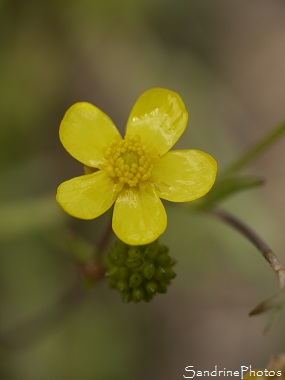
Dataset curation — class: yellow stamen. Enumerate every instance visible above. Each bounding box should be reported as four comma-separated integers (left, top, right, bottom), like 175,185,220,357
102,135,158,188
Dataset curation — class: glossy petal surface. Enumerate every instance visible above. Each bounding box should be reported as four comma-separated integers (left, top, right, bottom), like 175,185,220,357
153,150,217,202
56,171,118,219
59,102,121,167
112,186,167,245
126,88,188,156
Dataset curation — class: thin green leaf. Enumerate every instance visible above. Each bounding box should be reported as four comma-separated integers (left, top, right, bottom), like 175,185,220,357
222,120,285,176
195,176,264,209
263,305,282,335
249,289,285,316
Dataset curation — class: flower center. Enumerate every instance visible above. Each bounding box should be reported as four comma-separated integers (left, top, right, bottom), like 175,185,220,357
103,135,157,188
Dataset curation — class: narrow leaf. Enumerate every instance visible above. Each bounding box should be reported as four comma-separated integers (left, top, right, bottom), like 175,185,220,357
249,289,285,316
195,176,264,209
222,120,285,176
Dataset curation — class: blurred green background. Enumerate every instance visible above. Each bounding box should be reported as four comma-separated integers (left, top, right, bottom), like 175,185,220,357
1,0,285,379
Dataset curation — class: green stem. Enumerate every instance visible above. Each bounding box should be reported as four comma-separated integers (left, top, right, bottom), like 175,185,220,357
221,120,285,177
97,217,113,257
209,208,285,289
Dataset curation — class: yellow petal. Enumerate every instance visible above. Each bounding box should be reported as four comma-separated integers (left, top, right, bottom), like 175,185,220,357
56,171,118,219
153,150,217,202
112,186,167,245
59,102,121,167
126,88,188,156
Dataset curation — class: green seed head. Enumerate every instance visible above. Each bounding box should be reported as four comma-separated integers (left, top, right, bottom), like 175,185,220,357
106,239,176,303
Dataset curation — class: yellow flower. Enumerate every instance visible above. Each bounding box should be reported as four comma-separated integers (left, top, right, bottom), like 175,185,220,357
56,88,217,245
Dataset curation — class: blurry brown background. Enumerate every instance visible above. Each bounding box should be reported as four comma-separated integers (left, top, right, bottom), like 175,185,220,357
1,0,285,379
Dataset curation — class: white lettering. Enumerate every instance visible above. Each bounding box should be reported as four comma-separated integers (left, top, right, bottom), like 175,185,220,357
240,366,249,379
183,366,195,379
210,365,217,376
182,364,281,378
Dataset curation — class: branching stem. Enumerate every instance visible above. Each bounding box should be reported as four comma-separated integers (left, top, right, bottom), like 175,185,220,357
210,208,285,289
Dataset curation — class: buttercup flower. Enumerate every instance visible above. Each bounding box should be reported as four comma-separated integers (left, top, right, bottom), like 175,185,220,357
56,88,217,245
